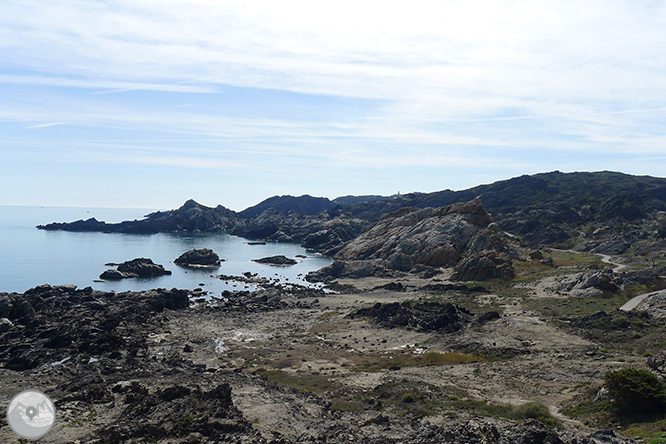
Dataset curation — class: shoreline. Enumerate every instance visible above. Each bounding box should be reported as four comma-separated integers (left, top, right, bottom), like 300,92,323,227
0,271,645,443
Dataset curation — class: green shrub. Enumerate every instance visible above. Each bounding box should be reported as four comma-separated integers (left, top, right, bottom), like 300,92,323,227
605,369,666,416
512,401,560,428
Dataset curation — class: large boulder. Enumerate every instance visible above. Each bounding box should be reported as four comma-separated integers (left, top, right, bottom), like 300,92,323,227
174,248,223,268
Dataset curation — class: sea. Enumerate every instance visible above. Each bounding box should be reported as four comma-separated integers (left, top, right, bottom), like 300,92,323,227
0,206,333,295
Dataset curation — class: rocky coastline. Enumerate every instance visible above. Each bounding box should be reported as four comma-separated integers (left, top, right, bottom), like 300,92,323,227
0,275,647,443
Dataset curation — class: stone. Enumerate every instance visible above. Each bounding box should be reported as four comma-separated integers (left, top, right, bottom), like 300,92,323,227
175,248,223,268
451,251,515,281
529,250,544,260
350,300,471,333
0,317,13,333
117,258,172,277
100,269,127,280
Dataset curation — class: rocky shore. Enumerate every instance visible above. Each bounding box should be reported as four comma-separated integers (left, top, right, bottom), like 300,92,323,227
1,262,655,442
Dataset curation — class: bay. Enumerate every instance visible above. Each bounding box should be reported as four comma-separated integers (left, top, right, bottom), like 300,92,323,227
0,206,332,294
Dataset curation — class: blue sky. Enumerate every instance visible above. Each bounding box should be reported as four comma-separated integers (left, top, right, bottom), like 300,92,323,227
2,0,666,211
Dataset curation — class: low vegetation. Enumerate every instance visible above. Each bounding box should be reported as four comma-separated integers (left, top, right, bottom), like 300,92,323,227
605,368,666,416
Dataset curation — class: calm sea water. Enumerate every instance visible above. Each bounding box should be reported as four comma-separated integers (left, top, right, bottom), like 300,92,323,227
0,206,332,294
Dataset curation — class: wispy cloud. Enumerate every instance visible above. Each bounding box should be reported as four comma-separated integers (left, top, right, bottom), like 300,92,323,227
22,122,67,129
1,0,666,207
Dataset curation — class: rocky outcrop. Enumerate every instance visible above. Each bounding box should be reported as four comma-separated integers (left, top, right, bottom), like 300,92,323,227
350,301,472,333
252,255,298,266
232,209,369,255
100,258,172,280
317,200,513,279
554,268,619,298
635,289,666,318
451,251,515,281
0,284,189,371
174,248,223,268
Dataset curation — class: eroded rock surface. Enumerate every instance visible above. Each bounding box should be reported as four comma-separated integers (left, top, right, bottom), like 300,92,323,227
311,200,514,280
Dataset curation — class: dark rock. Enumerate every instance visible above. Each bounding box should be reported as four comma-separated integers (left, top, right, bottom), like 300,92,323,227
175,248,222,268
0,317,13,333
117,258,172,277
529,250,544,260
100,269,128,280
350,300,471,332
451,251,515,281
252,255,298,266
372,282,407,292
9,299,36,320
476,311,501,324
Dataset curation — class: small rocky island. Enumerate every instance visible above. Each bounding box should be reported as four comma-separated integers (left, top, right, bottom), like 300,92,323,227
99,258,172,280
174,248,223,268
252,255,298,266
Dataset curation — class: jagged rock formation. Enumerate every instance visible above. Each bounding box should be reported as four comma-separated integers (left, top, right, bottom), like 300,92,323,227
451,251,515,281
635,289,666,318
322,200,513,279
0,284,189,371
232,209,369,255
350,301,472,332
174,248,223,268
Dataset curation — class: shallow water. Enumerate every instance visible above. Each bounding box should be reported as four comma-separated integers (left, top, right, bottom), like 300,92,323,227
0,206,332,294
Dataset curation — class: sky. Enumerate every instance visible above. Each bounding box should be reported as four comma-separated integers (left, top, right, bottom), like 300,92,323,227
1,0,666,212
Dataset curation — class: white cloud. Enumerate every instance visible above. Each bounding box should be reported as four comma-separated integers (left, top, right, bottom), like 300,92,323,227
1,0,666,196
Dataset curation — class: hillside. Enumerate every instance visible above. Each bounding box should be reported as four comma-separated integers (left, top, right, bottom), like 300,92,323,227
239,195,339,219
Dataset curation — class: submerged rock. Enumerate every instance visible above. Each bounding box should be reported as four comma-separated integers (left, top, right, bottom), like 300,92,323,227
175,248,223,268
